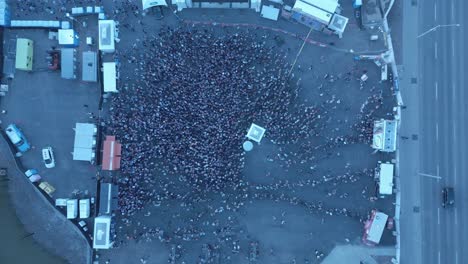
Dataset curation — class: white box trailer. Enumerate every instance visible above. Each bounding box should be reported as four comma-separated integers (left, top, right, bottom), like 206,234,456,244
379,163,394,195
79,199,90,218
67,199,78,219
55,198,68,207
98,20,115,53
93,215,113,249
103,62,117,93
293,0,333,25
363,210,388,245
371,119,397,152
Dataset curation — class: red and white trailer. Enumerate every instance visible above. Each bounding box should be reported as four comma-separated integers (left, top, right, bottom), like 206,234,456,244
362,210,388,246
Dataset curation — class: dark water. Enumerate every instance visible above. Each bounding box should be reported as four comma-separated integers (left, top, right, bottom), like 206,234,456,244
0,179,65,264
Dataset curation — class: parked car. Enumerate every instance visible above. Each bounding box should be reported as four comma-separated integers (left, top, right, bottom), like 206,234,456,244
78,220,89,232
41,146,55,168
24,169,41,183
442,187,455,208
386,217,394,230
5,124,30,153
39,182,56,197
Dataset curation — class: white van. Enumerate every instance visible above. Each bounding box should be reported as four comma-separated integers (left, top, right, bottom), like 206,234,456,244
41,146,55,168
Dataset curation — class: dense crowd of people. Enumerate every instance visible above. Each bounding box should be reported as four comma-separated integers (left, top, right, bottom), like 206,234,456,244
7,1,396,262
103,22,392,264
107,27,387,219
108,27,313,216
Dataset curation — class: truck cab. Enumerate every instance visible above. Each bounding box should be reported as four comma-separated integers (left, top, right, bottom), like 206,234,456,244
442,187,455,208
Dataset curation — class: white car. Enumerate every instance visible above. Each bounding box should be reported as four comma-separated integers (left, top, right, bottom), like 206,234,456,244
42,146,55,168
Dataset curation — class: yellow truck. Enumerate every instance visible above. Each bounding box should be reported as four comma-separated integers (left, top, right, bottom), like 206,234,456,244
15,38,33,71
38,182,55,197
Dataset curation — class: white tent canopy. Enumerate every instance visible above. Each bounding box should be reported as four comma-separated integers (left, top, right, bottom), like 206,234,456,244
246,123,266,143
73,123,97,162
142,0,167,10
103,62,117,93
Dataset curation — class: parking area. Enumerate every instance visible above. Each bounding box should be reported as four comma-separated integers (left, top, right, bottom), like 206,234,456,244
1,27,100,199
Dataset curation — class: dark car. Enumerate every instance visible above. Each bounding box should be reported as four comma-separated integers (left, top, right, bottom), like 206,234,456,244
442,187,455,208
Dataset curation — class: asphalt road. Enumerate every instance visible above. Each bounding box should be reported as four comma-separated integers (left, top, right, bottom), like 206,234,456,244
401,0,467,263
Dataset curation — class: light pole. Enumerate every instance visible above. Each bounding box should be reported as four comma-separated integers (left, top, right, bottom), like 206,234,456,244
65,13,83,30
417,24,461,39
383,0,395,20
65,13,77,23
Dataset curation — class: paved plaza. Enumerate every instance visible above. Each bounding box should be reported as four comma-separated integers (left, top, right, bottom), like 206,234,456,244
0,1,401,263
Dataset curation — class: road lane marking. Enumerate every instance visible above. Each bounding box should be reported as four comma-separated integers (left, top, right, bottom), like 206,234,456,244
436,123,439,142
419,172,441,180
456,251,459,264
453,123,456,139
437,208,440,224
434,42,438,59
434,2,437,21
452,1,455,20
452,39,455,57
453,83,457,112
455,209,458,225
438,251,441,264
437,165,440,177
435,82,438,101
454,166,457,182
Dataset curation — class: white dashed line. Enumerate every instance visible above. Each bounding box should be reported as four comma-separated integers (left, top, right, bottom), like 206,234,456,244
437,208,441,224
434,42,438,59
455,209,458,225
438,251,441,264
436,123,439,142
435,82,438,101
452,79,456,94
454,166,457,182
452,1,455,20
456,251,459,264
434,2,437,21
452,39,455,57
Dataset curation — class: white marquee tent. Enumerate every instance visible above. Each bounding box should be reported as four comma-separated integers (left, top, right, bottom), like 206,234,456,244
142,0,167,10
